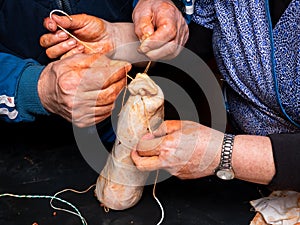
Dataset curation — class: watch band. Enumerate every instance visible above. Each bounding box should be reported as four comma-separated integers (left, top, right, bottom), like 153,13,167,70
220,134,235,168
214,133,235,180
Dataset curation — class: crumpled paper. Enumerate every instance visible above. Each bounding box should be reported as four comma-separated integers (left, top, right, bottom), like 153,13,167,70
250,190,300,225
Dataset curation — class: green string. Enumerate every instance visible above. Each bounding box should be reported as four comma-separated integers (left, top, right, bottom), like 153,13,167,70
0,193,87,225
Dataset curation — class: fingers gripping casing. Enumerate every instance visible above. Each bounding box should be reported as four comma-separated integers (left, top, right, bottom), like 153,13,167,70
95,73,164,210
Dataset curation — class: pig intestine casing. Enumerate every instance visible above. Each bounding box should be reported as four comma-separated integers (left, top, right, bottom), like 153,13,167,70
95,73,164,210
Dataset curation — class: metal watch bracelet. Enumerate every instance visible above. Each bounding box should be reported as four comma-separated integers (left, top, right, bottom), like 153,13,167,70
214,133,235,180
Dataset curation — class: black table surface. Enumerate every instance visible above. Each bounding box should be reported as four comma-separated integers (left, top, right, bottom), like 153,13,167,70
0,116,270,225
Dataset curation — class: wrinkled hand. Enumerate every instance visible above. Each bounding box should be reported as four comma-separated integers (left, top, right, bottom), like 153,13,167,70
133,0,189,60
131,120,224,179
40,14,138,59
38,53,131,127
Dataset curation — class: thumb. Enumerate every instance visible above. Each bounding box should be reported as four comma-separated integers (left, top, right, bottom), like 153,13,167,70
152,120,182,136
136,133,164,157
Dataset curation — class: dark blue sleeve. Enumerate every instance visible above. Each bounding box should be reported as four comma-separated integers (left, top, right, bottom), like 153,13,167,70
132,0,139,7
0,53,49,122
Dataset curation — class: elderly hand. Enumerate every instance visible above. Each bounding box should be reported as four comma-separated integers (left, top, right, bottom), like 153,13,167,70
131,120,224,179
38,53,131,127
133,0,189,60
40,14,139,60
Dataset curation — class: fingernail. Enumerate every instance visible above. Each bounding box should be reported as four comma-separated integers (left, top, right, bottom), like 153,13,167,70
67,39,76,46
142,133,155,140
139,45,150,53
77,45,84,51
58,31,68,39
48,22,54,30
142,32,152,40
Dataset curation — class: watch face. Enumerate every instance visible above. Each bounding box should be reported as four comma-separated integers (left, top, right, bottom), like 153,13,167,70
216,169,235,180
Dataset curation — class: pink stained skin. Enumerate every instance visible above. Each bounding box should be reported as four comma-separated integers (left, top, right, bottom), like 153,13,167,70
38,53,131,127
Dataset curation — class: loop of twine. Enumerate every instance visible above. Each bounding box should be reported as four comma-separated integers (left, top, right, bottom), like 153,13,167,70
49,9,96,53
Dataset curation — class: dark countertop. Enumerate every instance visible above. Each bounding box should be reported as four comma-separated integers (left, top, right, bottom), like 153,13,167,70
0,116,269,225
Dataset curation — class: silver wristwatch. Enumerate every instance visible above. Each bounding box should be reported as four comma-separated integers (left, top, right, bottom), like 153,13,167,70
214,133,235,180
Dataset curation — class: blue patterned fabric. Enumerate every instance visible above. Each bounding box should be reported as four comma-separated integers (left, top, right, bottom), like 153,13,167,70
192,0,300,135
